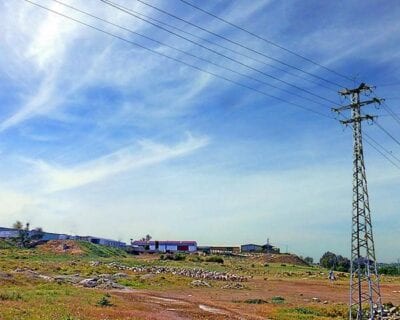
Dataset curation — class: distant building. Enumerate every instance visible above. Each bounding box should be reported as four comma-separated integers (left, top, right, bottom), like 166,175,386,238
241,243,280,254
0,227,19,238
132,240,197,253
0,226,126,248
262,243,280,254
198,246,240,254
241,244,263,252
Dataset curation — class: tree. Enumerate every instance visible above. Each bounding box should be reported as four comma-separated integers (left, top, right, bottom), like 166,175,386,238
140,234,152,242
320,251,337,269
304,256,314,265
13,221,23,230
11,221,44,248
319,251,350,272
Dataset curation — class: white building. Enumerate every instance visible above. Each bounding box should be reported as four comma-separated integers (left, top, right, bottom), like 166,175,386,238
132,240,197,253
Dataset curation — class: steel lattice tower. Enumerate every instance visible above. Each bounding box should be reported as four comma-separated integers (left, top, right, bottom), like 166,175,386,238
333,83,383,320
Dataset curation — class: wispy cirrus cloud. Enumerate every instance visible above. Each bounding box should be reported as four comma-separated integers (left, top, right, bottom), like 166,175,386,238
27,133,209,192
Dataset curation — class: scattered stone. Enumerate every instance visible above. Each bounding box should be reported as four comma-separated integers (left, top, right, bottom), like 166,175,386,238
221,282,245,290
113,272,128,278
54,274,83,284
79,278,97,288
191,280,211,287
0,272,13,279
107,262,247,282
312,297,321,302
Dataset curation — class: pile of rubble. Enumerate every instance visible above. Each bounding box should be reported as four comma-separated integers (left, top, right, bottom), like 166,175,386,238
78,273,128,289
190,280,211,287
107,262,247,282
379,305,400,320
221,282,245,289
14,267,129,290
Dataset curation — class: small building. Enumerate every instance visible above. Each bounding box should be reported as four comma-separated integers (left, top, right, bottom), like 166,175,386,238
262,243,280,254
241,244,263,253
0,226,125,248
241,243,280,254
132,240,197,253
199,246,240,254
0,227,19,238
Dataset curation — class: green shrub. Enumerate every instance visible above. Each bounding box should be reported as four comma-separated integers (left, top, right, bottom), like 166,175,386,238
188,255,204,262
271,296,285,304
160,253,186,261
244,298,268,304
0,291,23,301
205,256,224,264
291,307,321,315
97,295,112,307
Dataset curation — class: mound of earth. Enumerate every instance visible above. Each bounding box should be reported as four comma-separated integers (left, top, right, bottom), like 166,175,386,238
264,253,309,266
38,240,84,255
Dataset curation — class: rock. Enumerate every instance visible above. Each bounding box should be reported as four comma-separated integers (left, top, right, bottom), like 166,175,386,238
389,306,398,313
323,300,328,304
54,274,83,284
113,272,128,278
79,278,98,288
221,282,245,289
191,280,211,287
0,272,13,279
312,297,321,302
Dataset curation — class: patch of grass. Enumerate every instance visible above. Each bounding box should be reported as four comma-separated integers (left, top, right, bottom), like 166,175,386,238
96,294,113,307
244,298,268,304
290,307,322,315
0,291,24,301
277,304,348,320
77,241,127,258
205,256,224,264
271,296,285,304
160,253,186,261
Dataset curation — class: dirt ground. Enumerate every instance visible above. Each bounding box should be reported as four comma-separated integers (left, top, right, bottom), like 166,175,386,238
101,278,400,320
1,244,399,320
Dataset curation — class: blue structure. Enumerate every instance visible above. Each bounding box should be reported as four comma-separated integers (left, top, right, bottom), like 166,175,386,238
0,226,126,248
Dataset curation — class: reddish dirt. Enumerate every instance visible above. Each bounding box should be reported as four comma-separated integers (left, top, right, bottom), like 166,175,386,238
102,278,400,319
37,240,84,255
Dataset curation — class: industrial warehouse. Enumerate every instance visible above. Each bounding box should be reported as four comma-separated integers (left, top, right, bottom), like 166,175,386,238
0,226,279,254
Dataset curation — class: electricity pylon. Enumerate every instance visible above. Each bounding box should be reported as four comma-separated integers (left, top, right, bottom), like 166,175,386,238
333,83,383,320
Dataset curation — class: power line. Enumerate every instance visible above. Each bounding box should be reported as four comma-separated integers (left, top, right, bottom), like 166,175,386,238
374,120,400,147
20,0,400,172
108,4,336,92
335,111,400,169
178,0,353,82
22,0,334,120
381,102,400,126
377,82,400,87
101,0,339,105
123,0,346,88
49,0,325,106
364,133,400,166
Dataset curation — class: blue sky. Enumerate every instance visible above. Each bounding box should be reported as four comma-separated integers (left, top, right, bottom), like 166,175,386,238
0,0,399,262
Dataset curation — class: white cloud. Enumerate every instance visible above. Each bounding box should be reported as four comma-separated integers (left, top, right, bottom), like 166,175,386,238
28,133,209,192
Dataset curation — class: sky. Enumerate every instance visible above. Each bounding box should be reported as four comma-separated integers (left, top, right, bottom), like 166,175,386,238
0,0,399,262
